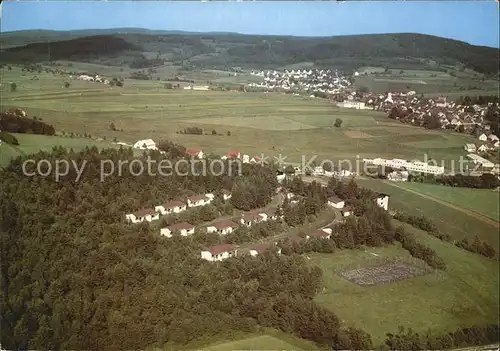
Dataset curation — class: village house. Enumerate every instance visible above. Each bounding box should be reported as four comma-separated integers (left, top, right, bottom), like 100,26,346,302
464,143,477,153
223,150,241,160
477,144,490,153
261,207,282,221
187,195,211,207
126,208,159,223
155,201,187,215
200,244,237,262
236,212,264,227
375,193,390,211
185,148,204,159
242,154,250,163
478,133,488,142
248,242,282,257
488,134,499,142
327,196,345,209
341,206,353,217
206,220,240,235
133,139,157,150
160,222,195,238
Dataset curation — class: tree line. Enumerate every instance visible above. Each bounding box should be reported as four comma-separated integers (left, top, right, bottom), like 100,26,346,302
1,146,497,349
410,173,500,190
394,211,497,260
0,110,55,135
385,324,499,350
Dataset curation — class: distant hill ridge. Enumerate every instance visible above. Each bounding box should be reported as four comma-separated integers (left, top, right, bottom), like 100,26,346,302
1,29,498,74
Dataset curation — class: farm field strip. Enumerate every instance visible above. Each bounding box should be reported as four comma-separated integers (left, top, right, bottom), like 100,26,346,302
356,178,499,247
382,180,499,228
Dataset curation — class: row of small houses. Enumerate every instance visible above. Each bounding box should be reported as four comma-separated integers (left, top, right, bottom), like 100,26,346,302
201,227,334,262
160,207,282,238
125,191,232,223
202,192,390,262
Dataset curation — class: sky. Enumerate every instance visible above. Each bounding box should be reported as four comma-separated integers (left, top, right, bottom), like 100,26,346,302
1,1,499,48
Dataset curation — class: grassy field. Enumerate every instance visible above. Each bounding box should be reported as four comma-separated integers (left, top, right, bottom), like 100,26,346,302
357,178,499,248
1,67,479,170
354,67,498,95
309,223,499,347
0,133,117,167
199,329,321,351
392,182,500,222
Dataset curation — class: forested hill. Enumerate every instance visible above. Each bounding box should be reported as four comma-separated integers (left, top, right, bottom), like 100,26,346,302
1,29,499,74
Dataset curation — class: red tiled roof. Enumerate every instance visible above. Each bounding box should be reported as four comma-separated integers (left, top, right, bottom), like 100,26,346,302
188,194,210,202
249,243,274,254
206,244,236,255
162,201,185,209
168,222,195,231
241,211,263,221
211,220,240,230
133,208,156,217
185,148,202,156
328,196,344,203
226,150,240,158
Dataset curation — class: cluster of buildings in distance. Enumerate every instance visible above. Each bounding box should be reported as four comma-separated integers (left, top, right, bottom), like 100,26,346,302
247,69,351,95
363,158,445,175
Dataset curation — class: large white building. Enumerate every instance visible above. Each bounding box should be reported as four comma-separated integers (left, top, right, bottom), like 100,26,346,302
363,158,445,175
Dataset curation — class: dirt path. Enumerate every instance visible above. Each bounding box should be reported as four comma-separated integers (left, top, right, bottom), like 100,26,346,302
380,180,499,229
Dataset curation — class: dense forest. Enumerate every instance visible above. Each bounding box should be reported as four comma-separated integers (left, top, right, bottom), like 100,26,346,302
1,31,499,74
1,146,498,349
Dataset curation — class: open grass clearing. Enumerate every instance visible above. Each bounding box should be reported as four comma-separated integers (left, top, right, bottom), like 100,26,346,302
200,331,320,351
388,182,500,222
1,67,481,169
184,116,317,131
344,130,373,139
0,133,117,167
357,178,499,247
309,228,499,346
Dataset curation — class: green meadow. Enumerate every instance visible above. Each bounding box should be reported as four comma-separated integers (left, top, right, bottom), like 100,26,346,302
1,67,478,170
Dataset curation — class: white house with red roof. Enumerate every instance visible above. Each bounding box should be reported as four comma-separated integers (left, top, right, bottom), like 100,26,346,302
236,212,264,227
201,244,237,262
160,222,195,237
187,194,212,207
126,208,159,223
206,220,240,235
155,201,187,215
222,150,241,160
185,148,204,159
